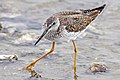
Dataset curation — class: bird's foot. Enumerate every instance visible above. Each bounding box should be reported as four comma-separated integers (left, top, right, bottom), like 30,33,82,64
22,62,36,70
29,70,41,78
74,73,78,80
22,62,41,78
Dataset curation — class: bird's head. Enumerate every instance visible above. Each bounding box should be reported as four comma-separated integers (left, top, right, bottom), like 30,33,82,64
34,16,60,45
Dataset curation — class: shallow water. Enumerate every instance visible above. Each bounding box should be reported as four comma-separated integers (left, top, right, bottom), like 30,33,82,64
0,0,120,80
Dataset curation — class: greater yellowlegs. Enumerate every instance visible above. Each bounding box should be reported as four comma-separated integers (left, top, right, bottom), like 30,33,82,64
22,4,106,78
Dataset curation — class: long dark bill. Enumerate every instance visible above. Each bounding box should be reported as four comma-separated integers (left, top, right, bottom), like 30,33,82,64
34,27,50,46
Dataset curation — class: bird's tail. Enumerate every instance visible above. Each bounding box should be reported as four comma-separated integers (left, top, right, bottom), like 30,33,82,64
83,4,106,21
90,4,106,13
83,4,106,13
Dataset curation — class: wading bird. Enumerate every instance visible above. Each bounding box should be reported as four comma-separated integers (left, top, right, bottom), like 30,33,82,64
22,4,106,79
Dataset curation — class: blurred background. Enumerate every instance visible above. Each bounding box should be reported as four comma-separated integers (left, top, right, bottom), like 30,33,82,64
0,0,120,80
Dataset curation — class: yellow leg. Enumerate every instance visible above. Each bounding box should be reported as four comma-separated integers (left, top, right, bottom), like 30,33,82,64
72,40,78,79
22,41,55,70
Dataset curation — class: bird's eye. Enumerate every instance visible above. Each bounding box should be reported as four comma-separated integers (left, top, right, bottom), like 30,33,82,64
53,22,56,25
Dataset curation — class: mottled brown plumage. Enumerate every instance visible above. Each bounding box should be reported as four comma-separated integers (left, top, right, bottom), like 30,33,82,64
35,4,106,45
22,4,106,78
